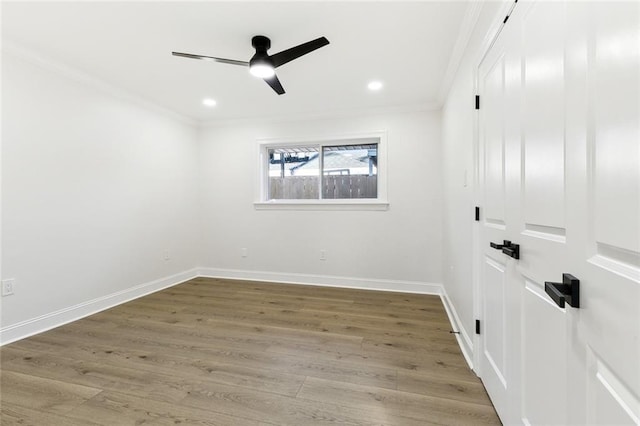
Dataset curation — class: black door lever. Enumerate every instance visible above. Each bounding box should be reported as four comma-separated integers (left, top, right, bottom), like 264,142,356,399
502,244,520,259
490,240,511,250
489,240,520,259
545,274,580,308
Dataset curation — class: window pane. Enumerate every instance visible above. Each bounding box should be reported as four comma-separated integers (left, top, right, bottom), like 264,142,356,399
268,146,319,199
322,144,377,199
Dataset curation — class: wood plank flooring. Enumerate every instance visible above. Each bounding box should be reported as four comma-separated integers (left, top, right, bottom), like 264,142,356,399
0,277,500,425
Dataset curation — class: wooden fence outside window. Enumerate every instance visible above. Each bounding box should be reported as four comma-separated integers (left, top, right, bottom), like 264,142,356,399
269,175,377,199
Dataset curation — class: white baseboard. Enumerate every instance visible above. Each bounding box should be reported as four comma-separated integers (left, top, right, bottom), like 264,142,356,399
197,267,442,295
0,268,199,346
440,286,474,369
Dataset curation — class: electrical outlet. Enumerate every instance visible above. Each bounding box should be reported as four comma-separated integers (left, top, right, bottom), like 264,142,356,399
320,249,327,261
241,248,248,258
2,279,15,297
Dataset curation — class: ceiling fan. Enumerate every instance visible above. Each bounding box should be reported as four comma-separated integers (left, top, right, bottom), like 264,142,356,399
172,35,329,95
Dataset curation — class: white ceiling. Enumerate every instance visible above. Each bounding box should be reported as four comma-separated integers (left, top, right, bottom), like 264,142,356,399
2,1,475,123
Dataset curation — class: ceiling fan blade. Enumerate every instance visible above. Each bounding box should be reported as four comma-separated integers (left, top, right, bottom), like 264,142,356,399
270,37,329,68
263,74,285,95
172,52,249,67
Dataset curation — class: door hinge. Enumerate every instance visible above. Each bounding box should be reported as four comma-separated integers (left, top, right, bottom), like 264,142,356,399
475,95,480,110
475,206,480,221
503,15,510,24
475,320,481,335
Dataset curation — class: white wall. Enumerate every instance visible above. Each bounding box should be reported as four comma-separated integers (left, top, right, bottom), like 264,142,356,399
199,110,443,290
1,44,447,343
441,2,503,358
1,52,200,339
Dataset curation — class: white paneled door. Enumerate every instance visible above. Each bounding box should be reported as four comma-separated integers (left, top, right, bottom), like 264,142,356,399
478,17,521,421
477,1,639,425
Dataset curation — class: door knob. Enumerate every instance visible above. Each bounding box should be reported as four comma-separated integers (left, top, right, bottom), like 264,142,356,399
490,240,520,259
545,273,580,308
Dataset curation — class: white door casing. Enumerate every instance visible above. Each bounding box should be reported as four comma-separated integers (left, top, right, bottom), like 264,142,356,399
476,1,640,424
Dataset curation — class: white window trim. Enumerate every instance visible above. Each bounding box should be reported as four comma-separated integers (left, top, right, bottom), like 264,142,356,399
255,131,389,211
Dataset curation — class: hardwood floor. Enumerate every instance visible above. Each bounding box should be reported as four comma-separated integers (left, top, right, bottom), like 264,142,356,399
0,278,500,425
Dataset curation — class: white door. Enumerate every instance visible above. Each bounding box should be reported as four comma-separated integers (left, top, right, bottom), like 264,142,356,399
477,13,522,423
516,2,574,424
566,2,640,424
477,1,640,424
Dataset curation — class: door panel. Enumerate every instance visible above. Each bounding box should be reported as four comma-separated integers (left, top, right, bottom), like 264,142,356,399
522,278,568,425
483,256,507,388
483,53,507,227
592,2,640,254
522,2,566,230
587,347,640,425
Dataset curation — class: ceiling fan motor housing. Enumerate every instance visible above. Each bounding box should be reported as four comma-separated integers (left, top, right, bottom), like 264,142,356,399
250,35,274,68
251,35,271,51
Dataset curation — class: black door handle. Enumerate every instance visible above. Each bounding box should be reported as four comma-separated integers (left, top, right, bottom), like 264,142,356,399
490,240,511,250
489,240,520,259
502,245,520,259
545,274,580,308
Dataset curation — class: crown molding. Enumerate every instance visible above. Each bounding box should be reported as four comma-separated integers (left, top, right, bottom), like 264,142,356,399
2,39,197,127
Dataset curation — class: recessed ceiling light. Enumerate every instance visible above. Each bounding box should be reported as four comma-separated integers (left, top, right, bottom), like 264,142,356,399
368,81,383,91
202,98,217,107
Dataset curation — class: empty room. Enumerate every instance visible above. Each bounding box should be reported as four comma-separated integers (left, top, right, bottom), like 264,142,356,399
1,1,638,425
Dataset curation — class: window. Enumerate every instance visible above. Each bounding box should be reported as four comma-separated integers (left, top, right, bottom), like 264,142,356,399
256,133,388,210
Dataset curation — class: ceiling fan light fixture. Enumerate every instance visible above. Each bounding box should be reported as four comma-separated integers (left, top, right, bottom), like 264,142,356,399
249,63,275,79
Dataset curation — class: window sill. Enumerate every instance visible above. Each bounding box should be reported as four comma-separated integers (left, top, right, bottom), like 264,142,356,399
253,200,389,211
